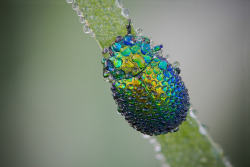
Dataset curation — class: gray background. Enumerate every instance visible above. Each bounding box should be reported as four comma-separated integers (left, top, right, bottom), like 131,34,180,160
1,0,250,167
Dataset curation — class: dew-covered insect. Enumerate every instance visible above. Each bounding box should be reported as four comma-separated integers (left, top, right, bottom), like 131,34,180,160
101,20,190,136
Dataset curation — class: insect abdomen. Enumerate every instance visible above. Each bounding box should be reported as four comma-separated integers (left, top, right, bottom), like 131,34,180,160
110,55,189,136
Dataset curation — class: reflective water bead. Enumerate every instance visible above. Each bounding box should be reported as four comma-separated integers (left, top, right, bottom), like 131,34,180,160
142,134,151,139
66,0,73,4
173,61,180,68
161,163,170,167
79,16,85,23
144,55,151,64
158,61,167,70
114,58,122,68
72,3,78,10
76,9,83,16
116,36,123,42
90,32,95,38
121,8,129,18
136,28,143,36
199,124,207,135
102,47,109,54
165,54,170,60
141,43,150,54
154,144,161,152
155,154,165,161
120,83,126,89
113,43,122,52
115,0,123,8
136,36,142,42
124,35,133,45
83,25,91,33
150,40,155,48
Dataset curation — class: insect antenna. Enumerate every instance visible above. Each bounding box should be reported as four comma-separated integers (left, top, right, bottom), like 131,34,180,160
126,19,132,35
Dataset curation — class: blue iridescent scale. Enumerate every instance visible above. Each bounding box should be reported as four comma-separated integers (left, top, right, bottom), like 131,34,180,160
102,21,190,136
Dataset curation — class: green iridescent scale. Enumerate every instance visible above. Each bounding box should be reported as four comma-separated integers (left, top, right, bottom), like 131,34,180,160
102,21,190,136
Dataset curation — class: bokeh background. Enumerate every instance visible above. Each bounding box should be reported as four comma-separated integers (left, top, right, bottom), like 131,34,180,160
1,0,250,167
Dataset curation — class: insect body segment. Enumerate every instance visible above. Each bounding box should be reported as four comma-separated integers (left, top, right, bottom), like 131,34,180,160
101,21,190,136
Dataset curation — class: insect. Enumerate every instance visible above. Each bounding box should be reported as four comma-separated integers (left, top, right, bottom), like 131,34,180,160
101,20,190,136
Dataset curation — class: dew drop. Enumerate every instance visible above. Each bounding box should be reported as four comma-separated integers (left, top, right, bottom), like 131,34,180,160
173,61,180,68
200,157,207,163
161,164,170,167
157,50,163,57
79,16,86,24
90,32,95,38
149,138,156,144
154,144,161,152
155,153,165,161
142,134,151,139
165,54,170,60
102,47,109,54
189,108,198,118
199,124,208,135
66,0,73,4
136,36,142,42
171,127,179,132
150,40,155,47
83,25,91,33
121,8,129,18
136,28,143,36
223,157,233,167
115,0,123,8
72,3,79,10
76,9,83,16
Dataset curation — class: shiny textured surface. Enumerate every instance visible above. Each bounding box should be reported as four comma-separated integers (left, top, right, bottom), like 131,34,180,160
101,22,190,135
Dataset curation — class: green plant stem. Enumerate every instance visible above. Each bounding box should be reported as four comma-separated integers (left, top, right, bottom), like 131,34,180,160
73,0,231,166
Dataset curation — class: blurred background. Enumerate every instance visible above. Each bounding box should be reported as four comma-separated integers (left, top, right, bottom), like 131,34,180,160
1,0,250,167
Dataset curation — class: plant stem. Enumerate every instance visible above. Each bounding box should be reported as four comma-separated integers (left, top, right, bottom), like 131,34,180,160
71,0,231,166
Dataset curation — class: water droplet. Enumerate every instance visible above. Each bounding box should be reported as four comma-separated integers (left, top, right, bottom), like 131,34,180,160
165,54,170,60
102,47,109,54
115,0,123,8
142,134,151,139
66,0,73,4
83,25,91,33
136,36,142,42
223,157,233,167
90,32,95,38
189,108,198,118
121,8,129,18
157,50,163,57
161,164,170,167
171,127,179,132
199,124,207,135
215,143,224,155
136,28,143,36
155,153,165,161
173,61,180,68
72,3,79,10
150,40,155,47
79,16,86,24
154,144,161,152
200,157,207,163
76,9,83,16
149,138,156,144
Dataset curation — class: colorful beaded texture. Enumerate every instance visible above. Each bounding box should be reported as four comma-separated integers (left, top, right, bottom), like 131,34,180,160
101,20,190,136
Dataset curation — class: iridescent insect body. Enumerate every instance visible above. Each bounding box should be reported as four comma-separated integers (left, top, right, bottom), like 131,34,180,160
102,20,190,136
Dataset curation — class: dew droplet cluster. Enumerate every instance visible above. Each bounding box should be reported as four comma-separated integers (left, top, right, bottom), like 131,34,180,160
67,0,132,47
142,135,171,167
